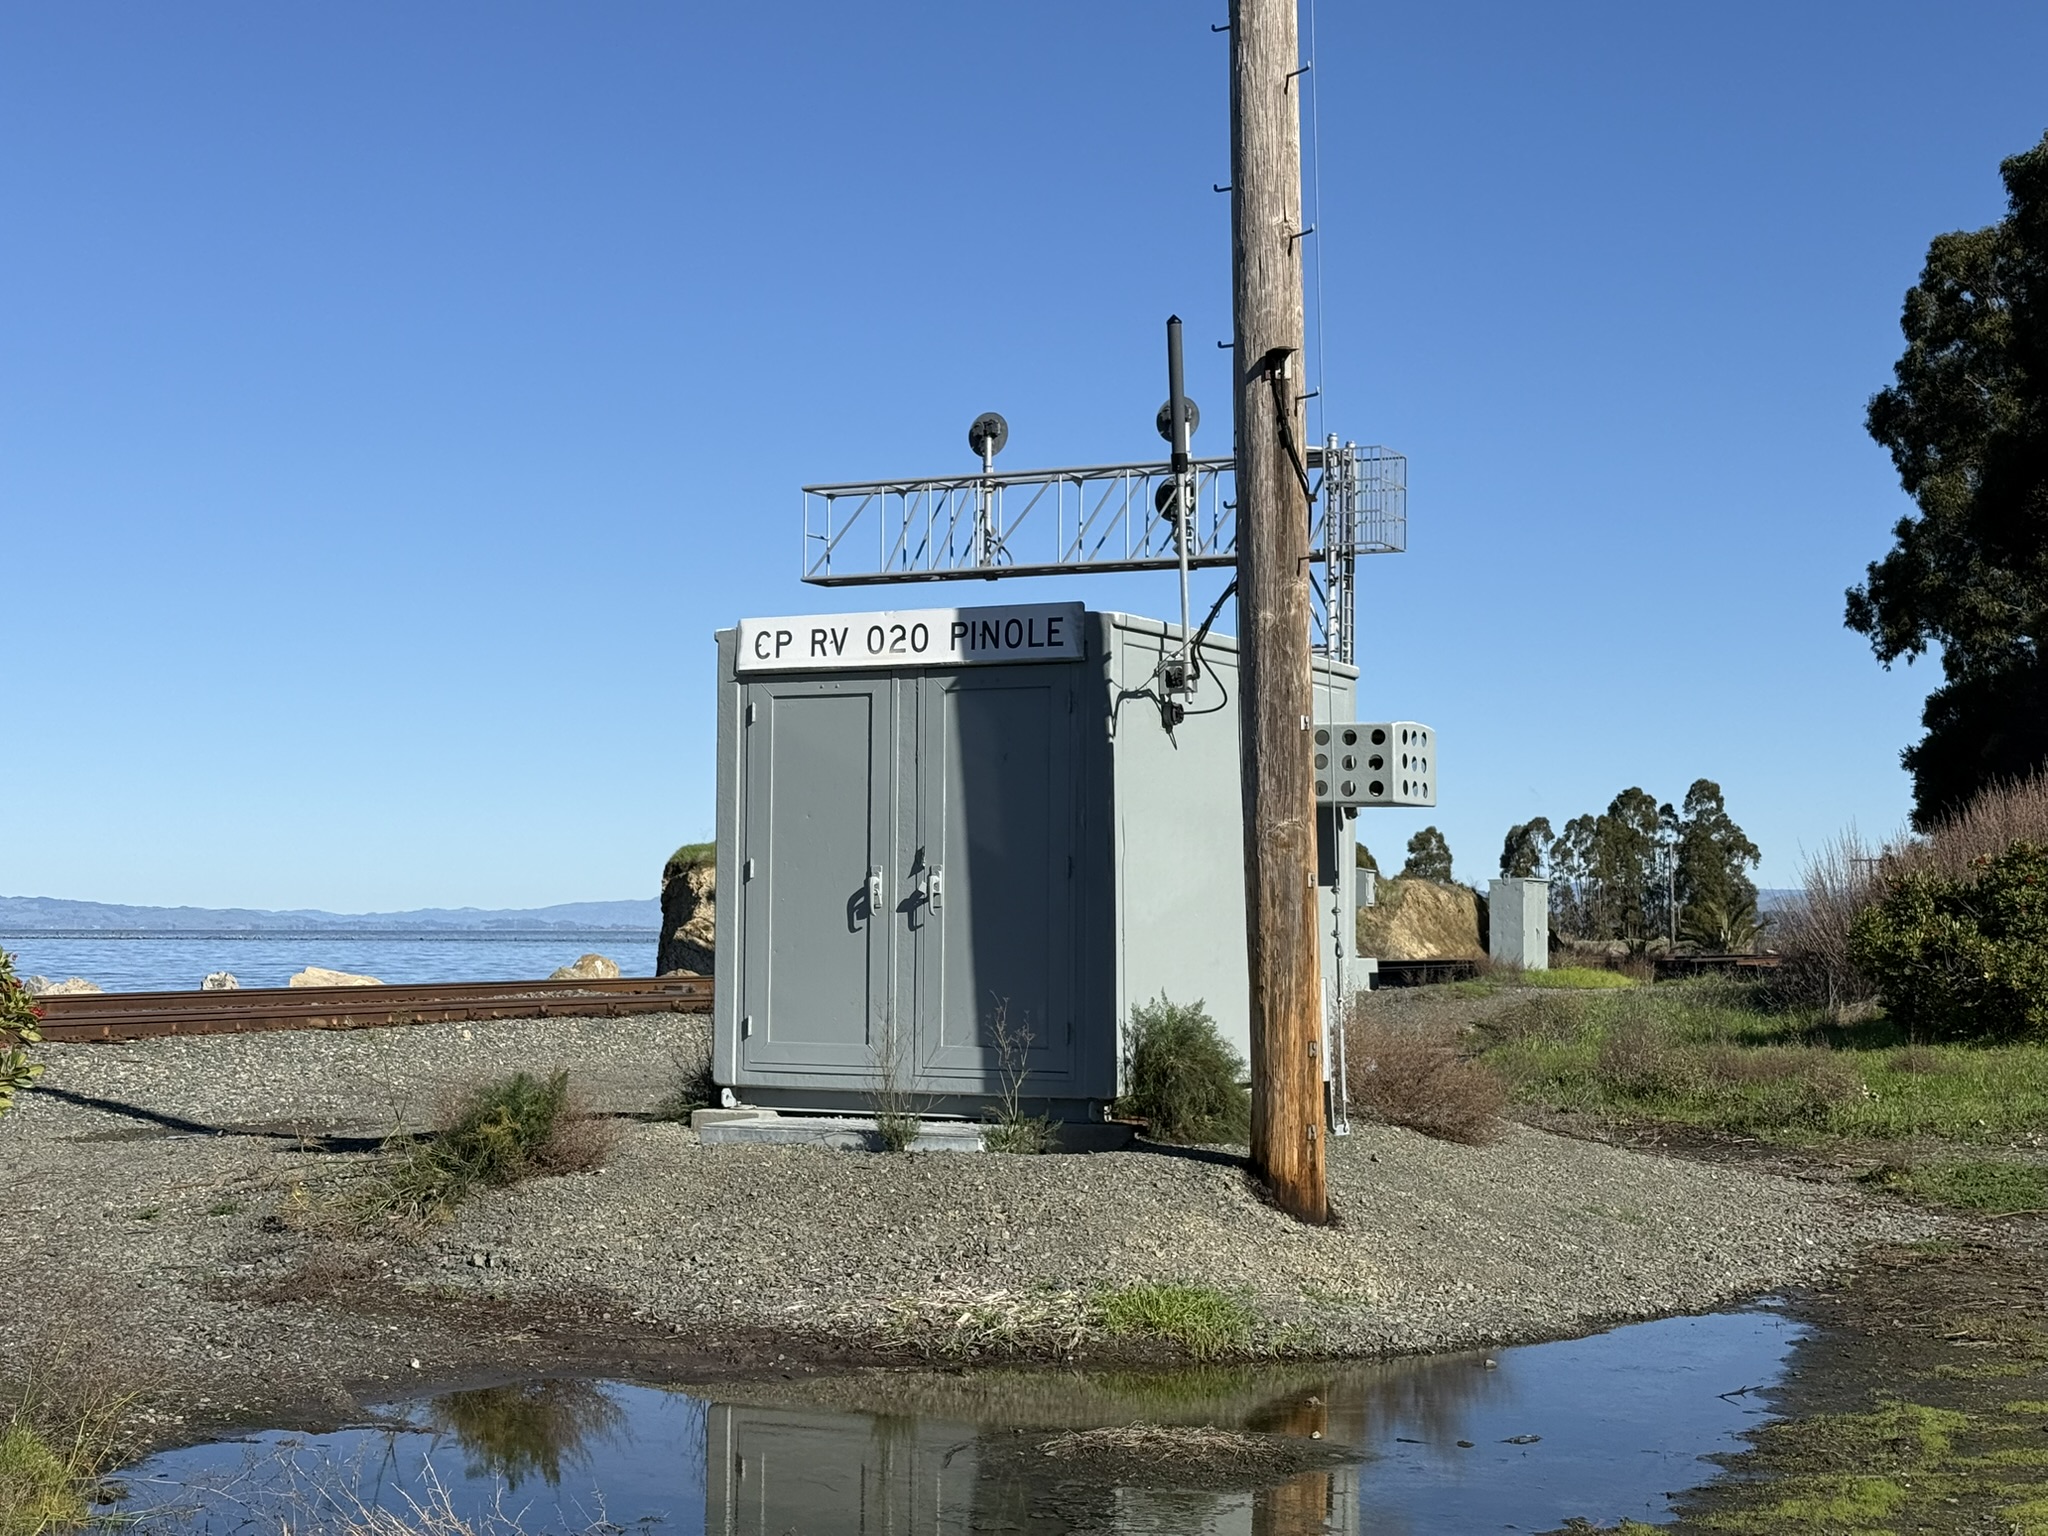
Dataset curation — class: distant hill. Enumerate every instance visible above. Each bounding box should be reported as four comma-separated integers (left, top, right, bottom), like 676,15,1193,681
0,895,660,933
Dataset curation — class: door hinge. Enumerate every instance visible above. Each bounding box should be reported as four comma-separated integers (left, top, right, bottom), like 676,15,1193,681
743,858,756,880
745,701,757,724
740,1014,753,1038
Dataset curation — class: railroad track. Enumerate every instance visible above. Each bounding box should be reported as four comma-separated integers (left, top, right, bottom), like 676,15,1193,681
32,975,714,1043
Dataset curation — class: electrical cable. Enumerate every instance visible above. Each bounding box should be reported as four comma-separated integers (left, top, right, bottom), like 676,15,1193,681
1180,578,1237,716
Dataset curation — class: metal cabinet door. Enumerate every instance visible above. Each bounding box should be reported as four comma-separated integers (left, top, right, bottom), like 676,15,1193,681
737,677,893,1072
910,668,1076,1087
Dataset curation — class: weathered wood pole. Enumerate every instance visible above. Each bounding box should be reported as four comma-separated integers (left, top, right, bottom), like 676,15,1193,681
1230,0,1327,1223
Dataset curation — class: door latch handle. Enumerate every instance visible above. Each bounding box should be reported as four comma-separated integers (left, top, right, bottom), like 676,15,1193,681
927,865,943,912
867,867,883,916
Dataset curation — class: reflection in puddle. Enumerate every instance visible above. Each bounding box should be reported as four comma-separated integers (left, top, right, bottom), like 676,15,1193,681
124,1307,1803,1534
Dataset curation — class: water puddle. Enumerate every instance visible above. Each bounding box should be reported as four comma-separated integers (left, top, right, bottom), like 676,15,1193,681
122,1306,1803,1534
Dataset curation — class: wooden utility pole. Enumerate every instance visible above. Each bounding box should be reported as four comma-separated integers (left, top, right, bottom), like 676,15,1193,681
1230,0,1327,1223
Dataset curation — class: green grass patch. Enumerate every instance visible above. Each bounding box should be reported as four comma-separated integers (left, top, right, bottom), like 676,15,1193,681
0,1373,131,1536
1865,1159,2048,1213
1092,1283,1255,1361
1518,966,1636,990
1476,977,2048,1141
0,1418,89,1536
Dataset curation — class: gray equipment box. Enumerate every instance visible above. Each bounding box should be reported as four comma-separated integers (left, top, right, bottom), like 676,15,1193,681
712,604,1361,1121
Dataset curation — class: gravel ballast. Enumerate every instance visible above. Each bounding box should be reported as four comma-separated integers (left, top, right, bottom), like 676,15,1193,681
0,1011,1922,1441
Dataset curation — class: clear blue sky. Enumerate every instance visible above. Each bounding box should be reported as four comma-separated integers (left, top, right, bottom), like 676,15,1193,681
3,2,2043,910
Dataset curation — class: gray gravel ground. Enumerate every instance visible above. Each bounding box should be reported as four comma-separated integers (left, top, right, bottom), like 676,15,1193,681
0,1011,1925,1443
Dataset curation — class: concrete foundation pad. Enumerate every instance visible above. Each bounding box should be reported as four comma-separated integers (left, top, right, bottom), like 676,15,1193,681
687,1109,1135,1154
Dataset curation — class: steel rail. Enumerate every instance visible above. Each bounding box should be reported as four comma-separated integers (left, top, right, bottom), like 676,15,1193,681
32,975,713,1043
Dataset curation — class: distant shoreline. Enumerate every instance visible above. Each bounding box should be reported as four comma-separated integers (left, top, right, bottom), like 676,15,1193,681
0,928,659,941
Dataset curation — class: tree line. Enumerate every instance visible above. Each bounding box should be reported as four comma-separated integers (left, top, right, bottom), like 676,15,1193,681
1364,779,1763,950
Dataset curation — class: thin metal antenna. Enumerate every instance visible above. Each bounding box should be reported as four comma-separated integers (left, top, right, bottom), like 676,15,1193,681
1166,315,1196,695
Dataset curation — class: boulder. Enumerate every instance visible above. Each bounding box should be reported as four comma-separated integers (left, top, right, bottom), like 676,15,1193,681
289,966,382,988
26,976,102,996
550,953,621,982
201,972,239,991
657,843,717,977
1356,877,1486,961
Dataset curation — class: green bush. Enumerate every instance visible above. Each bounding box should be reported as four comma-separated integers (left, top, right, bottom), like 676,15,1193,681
369,1070,614,1222
1118,996,1250,1144
0,950,43,1123
1849,841,2048,1040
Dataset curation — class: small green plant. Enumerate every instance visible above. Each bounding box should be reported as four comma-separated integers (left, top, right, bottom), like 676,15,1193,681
982,1001,1053,1154
867,1024,928,1153
1092,1282,1255,1361
0,950,45,1123
1865,1159,2048,1214
1849,841,2048,1041
651,1052,717,1121
1118,996,1251,1144
206,1200,243,1218
365,1070,613,1223
874,1111,921,1153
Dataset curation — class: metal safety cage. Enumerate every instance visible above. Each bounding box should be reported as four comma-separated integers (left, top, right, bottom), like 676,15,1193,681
1309,441,1407,665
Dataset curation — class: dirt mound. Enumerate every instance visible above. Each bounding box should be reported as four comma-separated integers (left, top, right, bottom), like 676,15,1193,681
1357,877,1484,961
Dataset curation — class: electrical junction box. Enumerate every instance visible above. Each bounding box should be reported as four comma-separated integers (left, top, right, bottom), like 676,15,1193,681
1314,721,1437,807
711,603,1370,1122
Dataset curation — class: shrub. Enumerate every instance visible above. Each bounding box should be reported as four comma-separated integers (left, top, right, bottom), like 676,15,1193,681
1345,1005,1505,1145
369,1070,617,1222
0,950,43,1123
1119,997,1251,1144
1849,841,2048,1040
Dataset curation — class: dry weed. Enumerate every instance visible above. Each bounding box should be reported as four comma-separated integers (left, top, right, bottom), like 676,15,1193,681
1344,1008,1505,1145
1890,1044,1942,1075
1596,1019,1699,1098
878,1285,1096,1359
1481,994,1587,1046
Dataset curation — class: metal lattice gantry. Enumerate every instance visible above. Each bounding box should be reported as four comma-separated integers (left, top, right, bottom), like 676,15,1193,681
801,438,1405,664
802,456,1240,585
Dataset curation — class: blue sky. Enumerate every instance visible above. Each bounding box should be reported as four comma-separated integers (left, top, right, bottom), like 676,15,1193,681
3,2,2043,910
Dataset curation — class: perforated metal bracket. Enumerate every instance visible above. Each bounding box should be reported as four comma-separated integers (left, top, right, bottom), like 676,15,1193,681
1313,722,1436,807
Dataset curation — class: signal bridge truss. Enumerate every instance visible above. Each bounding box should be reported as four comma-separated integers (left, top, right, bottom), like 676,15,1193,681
802,438,1405,665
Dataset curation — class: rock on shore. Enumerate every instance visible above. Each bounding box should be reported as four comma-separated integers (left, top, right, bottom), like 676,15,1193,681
549,953,620,981
24,976,102,996
287,966,381,987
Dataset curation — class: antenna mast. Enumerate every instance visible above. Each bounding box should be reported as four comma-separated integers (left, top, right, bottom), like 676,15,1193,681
1230,0,1326,1223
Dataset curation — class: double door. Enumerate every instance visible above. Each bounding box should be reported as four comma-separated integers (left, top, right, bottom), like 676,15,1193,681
735,665,1078,1096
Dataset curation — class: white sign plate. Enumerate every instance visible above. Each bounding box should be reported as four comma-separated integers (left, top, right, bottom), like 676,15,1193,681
736,602,1085,673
